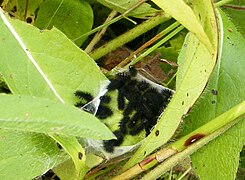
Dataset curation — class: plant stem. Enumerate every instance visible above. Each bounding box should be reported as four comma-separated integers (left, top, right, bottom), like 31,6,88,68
223,4,245,10
164,72,177,87
72,0,148,43
110,21,180,71
89,12,171,61
177,167,192,180
168,168,173,180
73,15,123,43
85,10,118,53
85,0,231,59
172,101,245,151
215,0,234,7
24,0,29,20
125,25,184,68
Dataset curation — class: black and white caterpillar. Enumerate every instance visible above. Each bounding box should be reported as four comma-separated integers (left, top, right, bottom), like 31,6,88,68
75,66,173,153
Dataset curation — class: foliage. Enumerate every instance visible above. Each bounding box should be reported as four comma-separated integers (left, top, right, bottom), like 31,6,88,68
0,0,244,179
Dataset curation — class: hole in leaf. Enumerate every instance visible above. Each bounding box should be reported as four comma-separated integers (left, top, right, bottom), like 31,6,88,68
56,143,62,149
11,6,17,13
78,152,83,160
155,130,159,136
26,17,32,23
211,89,218,95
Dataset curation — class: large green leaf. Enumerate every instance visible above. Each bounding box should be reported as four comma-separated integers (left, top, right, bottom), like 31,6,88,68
123,0,218,170
0,129,68,180
35,0,93,46
0,9,106,104
0,94,114,139
182,10,245,179
0,8,109,179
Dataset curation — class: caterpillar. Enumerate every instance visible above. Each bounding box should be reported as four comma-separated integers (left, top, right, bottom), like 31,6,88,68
75,66,173,153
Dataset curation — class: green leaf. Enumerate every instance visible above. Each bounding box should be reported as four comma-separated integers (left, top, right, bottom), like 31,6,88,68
182,9,245,179
151,0,215,53
0,9,106,104
97,0,158,19
123,1,218,170
53,159,78,180
0,129,68,180
35,0,93,46
53,153,104,180
50,135,90,179
0,94,114,139
0,8,110,179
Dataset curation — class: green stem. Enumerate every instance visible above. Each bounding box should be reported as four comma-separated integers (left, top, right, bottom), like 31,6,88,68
85,165,115,180
72,15,123,42
85,10,118,53
177,167,192,180
89,12,171,61
72,0,147,42
126,25,184,68
85,0,231,58
109,21,180,75
215,0,234,7
172,101,245,151
164,72,177,87
168,168,173,180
